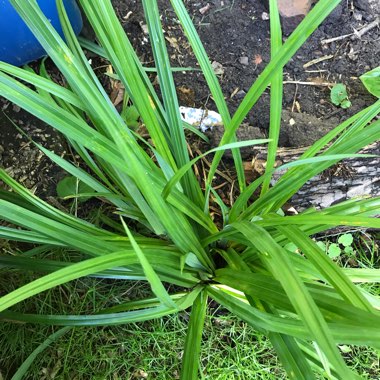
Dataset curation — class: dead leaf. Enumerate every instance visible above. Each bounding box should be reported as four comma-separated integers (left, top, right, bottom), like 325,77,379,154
254,54,263,65
165,36,180,51
177,86,195,104
110,81,125,106
307,76,329,85
132,369,148,379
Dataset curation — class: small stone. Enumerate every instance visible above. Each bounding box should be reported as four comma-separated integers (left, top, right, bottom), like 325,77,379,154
139,23,149,35
239,56,249,65
236,90,247,99
211,61,225,75
261,12,270,20
354,0,370,12
353,11,363,21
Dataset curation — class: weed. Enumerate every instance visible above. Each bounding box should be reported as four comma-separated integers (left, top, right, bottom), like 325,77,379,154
330,83,352,109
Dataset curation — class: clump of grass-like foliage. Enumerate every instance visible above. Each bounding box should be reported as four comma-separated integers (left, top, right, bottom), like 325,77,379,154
0,0,380,379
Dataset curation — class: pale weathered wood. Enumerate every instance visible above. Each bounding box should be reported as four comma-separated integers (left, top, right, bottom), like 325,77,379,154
246,142,380,210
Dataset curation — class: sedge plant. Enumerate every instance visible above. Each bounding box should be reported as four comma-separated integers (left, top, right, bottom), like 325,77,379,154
0,0,380,379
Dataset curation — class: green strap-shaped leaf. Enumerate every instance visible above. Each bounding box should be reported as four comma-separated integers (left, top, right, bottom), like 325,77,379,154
247,120,380,216
0,250,138,312
56,0,102,90
232,221,356,378
276,225,374,312
207,285,380,346
162,139,270,200
121,219,177,308
261,0,283,196
259,214,380,229
217,248,316,380
0,168,111,236
230,98,380,220
214,269,380,327
77,0,176,167
0,288,203,326
0,62,83,108
0,226,62,246
232,153,375,221
180,292,208,380
142,0,204,208
207,0,343,189
169,0,246,192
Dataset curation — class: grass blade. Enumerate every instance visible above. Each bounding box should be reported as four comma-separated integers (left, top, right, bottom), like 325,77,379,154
11,327,71,380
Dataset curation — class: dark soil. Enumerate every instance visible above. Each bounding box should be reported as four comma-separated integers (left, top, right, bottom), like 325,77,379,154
0,0,379,192
0,101,66,196
112,0,379,132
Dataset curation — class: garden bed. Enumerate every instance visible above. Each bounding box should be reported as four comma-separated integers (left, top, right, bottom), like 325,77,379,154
116,0,379,127
0,0,379,206
1,1,380,379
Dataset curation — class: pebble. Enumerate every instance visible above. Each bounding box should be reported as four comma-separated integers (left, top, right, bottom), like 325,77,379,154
235,90,247,99
239,56,249,65
353,12,363,21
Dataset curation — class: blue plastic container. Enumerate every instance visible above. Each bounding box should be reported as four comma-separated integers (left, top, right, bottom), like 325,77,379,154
0,0,82,66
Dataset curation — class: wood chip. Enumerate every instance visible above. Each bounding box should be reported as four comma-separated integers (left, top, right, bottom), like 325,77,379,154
303,54,334,68
352,17,380,39
284,80,333,87
321,33,353,44
123,11,133,20
321,17,379,44
199,3,211,15
230,87,240,98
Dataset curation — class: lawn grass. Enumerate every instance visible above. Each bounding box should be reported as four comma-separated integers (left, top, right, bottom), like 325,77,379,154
0,232,379,379
0,275,284,379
